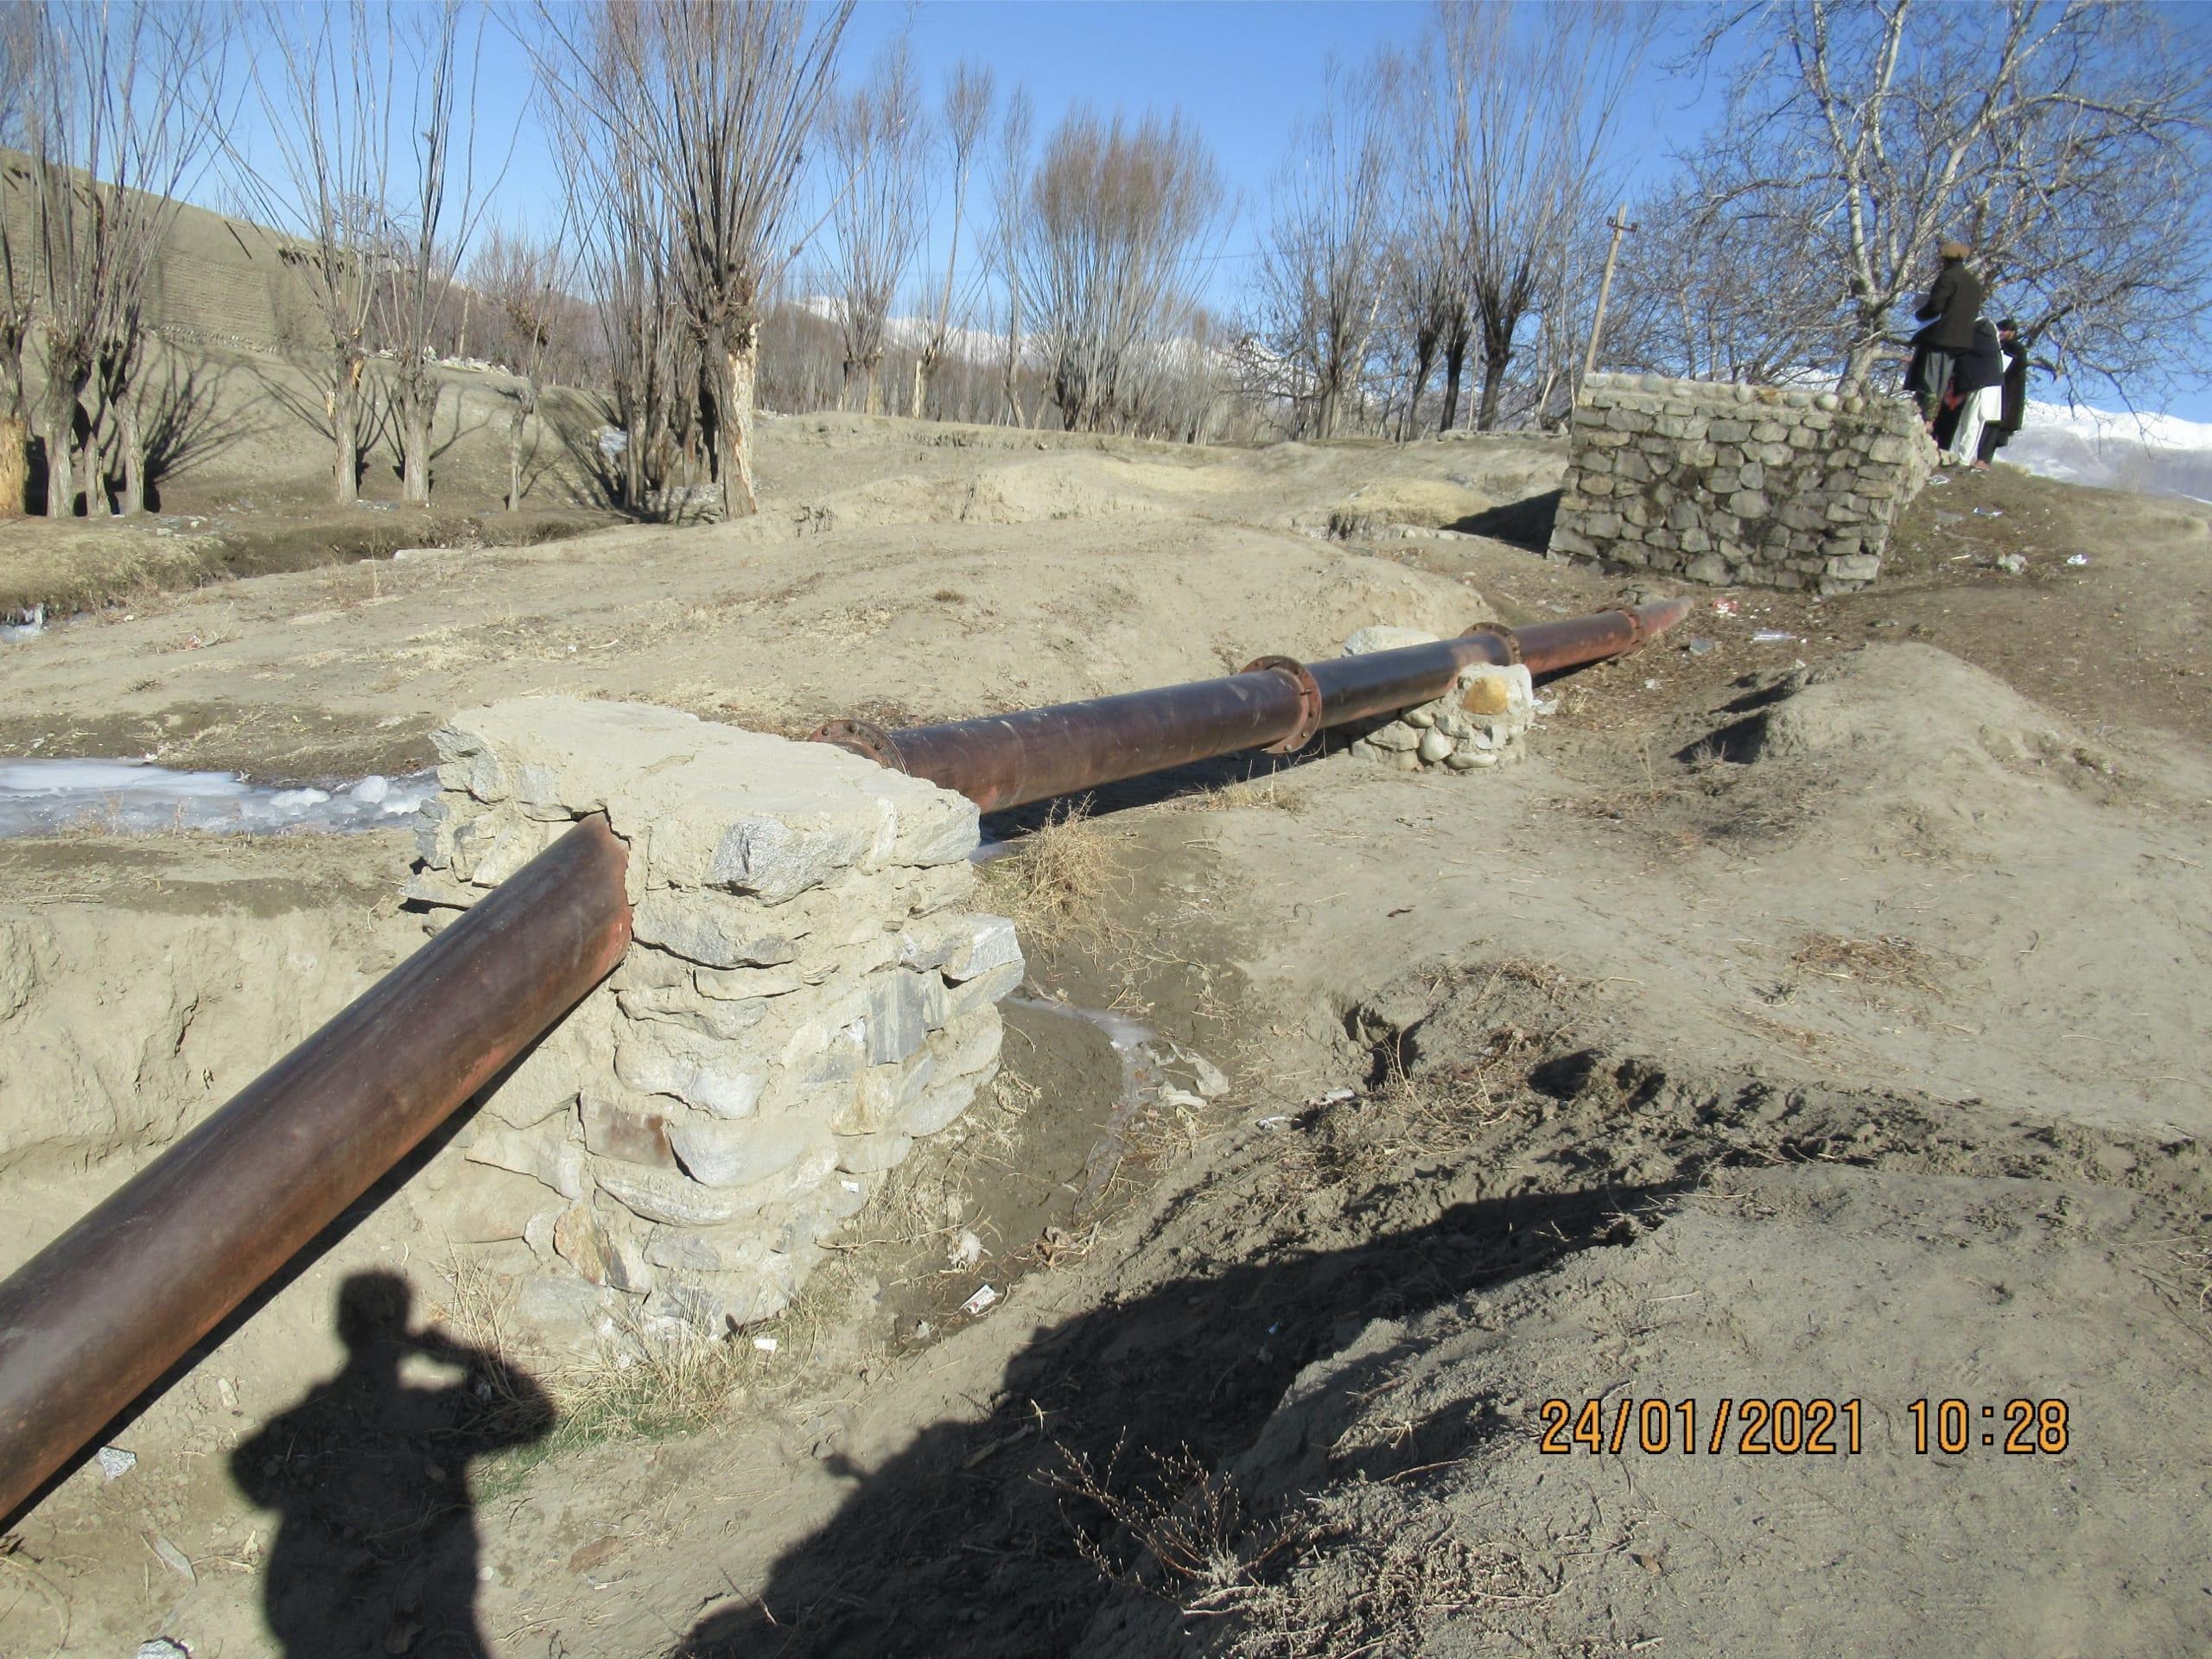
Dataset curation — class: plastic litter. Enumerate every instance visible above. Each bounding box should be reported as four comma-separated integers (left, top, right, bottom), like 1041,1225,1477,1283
949,1229,984,1270
752,1337,779,1353
136,1641,191,1659
98,1445,137,1481
1685,637,1718,656
1971,507,2004,518
1643,677,1660,690
1319,1087,1356,1105
1533,697,1560,717
1255,1115,1293,1130
959,1284,1000,1317
2066,553,2090,566
1751,629,1800,643
1712,599,1739,615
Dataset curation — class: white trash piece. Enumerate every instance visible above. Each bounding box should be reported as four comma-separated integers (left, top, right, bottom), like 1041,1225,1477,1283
98,1445,137,1481
959,1284,1000,1317
2066,553,2090,566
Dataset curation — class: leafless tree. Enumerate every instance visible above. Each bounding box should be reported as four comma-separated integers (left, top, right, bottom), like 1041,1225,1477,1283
824,38,926,416
1253,53,1402,440
468,222,571,510
1023,107,1226,433
911,59,993,419
1432,0,1648,430
536,0,853,518
236,0,399,505
376,0,507,506
0,8,37,510
1694,0,2212,400
22,0,230,517
988,86,1034,428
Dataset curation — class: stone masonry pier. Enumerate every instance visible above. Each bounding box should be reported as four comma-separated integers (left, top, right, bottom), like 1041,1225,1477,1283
404,698,1022,1344
1547,373,1934,594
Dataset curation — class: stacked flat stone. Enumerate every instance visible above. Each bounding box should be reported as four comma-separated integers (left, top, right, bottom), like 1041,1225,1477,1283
1547,373,1935,594
1338,626,1535,772
405,697,1022,1340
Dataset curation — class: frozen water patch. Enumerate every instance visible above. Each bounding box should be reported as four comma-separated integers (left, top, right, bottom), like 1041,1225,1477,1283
0,760,437,838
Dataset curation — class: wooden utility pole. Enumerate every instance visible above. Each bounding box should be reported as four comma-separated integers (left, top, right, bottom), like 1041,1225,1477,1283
1581,202,1637,380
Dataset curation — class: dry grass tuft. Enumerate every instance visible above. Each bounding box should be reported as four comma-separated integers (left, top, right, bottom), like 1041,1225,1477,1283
1789,932,1952,1001
979,797,1134,951
1054,1440,1294,1609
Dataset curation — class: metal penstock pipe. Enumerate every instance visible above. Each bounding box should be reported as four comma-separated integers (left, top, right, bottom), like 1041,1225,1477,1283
814,598,1691,812
0,817,632,1523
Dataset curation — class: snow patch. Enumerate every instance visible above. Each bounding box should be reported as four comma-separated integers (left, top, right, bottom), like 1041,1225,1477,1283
0,760,437,838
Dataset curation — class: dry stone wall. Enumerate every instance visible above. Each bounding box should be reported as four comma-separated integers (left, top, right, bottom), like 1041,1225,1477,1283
1338,626,1535,773
1547,373,1933,594
404,697,1021,1344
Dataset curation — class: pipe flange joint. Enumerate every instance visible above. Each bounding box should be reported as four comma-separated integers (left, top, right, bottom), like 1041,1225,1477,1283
807,718,908,772
1241,655,1325,753
1611,608,1646,650
1462,620,1523,664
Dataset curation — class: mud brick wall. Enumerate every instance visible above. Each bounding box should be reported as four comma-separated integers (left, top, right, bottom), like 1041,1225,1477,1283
404,697,1022,1344
1547,373,1933,594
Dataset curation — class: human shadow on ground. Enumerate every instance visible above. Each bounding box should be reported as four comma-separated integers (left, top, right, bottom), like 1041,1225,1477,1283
232,1271,553,1659
678,1179,1678,1657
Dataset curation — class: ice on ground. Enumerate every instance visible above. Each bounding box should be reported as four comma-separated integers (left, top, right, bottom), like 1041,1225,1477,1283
0,760,437,838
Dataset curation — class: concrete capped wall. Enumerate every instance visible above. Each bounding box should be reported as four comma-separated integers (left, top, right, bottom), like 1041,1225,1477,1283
1547,373,1934,594
404,697,1022,1344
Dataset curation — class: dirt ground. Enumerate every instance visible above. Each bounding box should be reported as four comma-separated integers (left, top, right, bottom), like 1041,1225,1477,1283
2,407,2209,1659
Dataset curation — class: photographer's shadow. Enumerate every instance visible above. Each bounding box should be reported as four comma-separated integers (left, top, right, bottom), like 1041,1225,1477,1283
232,1270,552,1658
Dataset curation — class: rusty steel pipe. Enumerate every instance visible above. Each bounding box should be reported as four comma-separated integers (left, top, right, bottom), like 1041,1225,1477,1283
0,817,632,1522
820,598,1689,813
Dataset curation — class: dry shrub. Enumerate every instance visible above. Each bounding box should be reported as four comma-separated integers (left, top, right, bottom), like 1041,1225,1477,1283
980,797,1133,950
1054,1440,1294,1610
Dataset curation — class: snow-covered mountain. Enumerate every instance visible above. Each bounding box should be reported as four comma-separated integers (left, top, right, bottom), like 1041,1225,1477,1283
2005,401,2212,502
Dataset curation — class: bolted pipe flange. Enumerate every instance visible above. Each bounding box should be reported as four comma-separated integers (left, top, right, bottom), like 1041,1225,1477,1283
1463,621,1523,664
1241,655,1325,753
1611,608,1646,650
807,718,909,772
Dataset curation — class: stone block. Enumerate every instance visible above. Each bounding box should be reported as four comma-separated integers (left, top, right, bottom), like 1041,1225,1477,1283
484,1038,582,1128
1684,554,1730,585
594,1159,751,1227
552,1203,652,1293
615,1021,766,1118
467,1122,587,1199
1727,491,1770,519
945,960,1025,1021
832,1130,915,1174
580,1090,679,1169
1825,553,1881,582
667,1113,831,1190
1605,405,1652,433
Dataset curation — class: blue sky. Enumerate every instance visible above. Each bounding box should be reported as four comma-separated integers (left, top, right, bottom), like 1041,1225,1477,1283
214,1,2212,421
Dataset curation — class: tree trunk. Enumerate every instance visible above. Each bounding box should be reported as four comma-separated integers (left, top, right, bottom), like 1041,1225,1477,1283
118,400,144,516
1441,336,1467,434
0,416,24,517
721,326,760,518
42,404,72,518
1402,340,1437,442
401,372,435,505
507,402,527,512
861,358,883,418
79,423,102,518
1476,344,1510,432
332,364,361,506
910,349,931,420
1840,335,1884,397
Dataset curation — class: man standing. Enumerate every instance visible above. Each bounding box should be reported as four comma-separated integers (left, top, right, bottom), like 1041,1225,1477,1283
1974,319,2031,470
1910,240,1985,429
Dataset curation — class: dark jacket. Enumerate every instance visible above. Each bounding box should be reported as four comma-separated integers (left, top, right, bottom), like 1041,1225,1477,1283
1915,260,1985,351
1954,319,2005,394
1998,342,2029,430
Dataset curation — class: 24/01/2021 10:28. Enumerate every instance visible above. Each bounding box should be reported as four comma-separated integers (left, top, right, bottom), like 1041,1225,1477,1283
1535,1397,2074,1455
